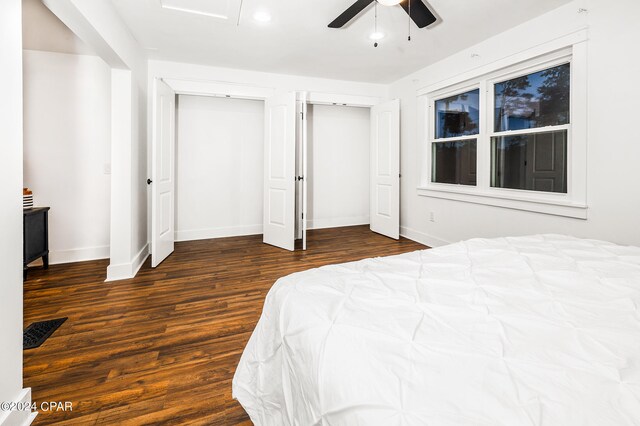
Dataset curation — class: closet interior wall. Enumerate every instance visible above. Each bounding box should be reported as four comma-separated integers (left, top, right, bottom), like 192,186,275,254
303,104,371,231
175,94,265,242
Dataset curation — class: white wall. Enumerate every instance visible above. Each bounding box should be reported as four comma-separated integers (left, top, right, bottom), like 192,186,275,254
0,1,33,424
176,95,264,240
391,0,640,247
23,50,111,264
307,105,370,229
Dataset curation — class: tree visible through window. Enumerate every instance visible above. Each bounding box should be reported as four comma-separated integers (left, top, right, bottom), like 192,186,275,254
492,63,570,193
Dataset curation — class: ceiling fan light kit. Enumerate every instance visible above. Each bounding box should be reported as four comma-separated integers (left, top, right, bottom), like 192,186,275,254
328,0,437,47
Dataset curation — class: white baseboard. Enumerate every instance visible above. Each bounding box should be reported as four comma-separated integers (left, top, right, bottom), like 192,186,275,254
131,243,150,277
105,243,149,282
174,219,370,241
400,226,451,248
175,225,262,242
27,246,109,267
307,216,369,230
0,388,36,426
49,246,109,265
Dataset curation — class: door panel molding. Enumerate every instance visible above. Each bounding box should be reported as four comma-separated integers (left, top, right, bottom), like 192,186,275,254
151,79,176,267
370,99,400,239
263,92,297,251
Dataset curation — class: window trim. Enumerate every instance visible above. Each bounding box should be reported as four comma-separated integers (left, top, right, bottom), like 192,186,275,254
417,34,588,219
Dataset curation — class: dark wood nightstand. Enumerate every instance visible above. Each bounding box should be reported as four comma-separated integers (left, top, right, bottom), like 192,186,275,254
24,207,50,280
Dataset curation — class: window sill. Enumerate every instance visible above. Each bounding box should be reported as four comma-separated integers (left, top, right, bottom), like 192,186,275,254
416,186,587,219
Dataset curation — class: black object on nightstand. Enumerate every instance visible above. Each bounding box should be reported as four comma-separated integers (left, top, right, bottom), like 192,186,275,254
24,207,50,280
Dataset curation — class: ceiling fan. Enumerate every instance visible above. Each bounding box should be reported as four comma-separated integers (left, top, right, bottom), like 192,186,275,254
328,0,437,29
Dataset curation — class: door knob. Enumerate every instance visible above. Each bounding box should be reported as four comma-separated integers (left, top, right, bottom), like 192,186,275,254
147,178,153,185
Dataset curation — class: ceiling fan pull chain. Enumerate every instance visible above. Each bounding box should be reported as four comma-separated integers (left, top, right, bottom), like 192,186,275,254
374,1,379,47
408,0,412,41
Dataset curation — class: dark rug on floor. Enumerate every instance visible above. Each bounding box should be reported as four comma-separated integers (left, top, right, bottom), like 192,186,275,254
23,317,67,350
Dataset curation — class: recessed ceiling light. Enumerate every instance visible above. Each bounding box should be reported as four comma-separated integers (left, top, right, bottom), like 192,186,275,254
377,0,402,6
369,32,385,41
253,11,272,23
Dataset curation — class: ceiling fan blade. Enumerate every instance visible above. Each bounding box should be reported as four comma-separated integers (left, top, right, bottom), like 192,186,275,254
400,0,437,28
328,0,375,28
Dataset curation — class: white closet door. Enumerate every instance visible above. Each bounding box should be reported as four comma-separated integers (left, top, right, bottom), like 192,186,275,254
370,99,400,239
301,95,308,250
295,97,304,241
151,79,176,267
263,92,297,251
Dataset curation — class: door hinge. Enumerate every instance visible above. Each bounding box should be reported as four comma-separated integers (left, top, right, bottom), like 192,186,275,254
300,112,305,120
302,213,304,219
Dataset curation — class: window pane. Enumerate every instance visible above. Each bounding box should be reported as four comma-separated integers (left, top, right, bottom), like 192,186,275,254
432,140,477,186
435,89,480,139
494,63,570,132
491,130,567,193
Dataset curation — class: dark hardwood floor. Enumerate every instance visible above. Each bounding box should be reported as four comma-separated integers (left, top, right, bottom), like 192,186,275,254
23,226,426,425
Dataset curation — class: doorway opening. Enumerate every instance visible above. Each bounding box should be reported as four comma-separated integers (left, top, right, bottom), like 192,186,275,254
22,0,112,278
305,104,370,231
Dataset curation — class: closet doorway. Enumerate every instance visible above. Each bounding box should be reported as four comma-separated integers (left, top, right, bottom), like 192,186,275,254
150,79,400,267
294,95,401,250
150,79,273,267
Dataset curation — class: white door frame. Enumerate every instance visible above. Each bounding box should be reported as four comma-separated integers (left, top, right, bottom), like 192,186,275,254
306,92,381,108
303,94,400,240
295,93,307,248
163,78,275,100
148,78,276,258
300,95,309,250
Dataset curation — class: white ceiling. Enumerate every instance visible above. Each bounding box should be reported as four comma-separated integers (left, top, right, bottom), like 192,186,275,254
22,0,94,55
112,0,572,83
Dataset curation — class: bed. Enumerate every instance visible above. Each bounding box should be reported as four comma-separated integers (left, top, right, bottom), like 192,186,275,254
232,235,640,425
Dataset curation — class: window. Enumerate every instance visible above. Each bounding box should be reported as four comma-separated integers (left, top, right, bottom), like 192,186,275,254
491,130,567,193
431,89,479,185
435,89,480,138
491,64,570,193
418,41,588,219
494,64,570,132
429,65,571,192
432,140,477,185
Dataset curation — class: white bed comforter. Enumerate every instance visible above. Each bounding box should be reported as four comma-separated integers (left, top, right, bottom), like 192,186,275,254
232,235,640,425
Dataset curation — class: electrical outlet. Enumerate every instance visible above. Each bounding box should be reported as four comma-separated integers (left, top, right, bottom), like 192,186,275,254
429,212,435,222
